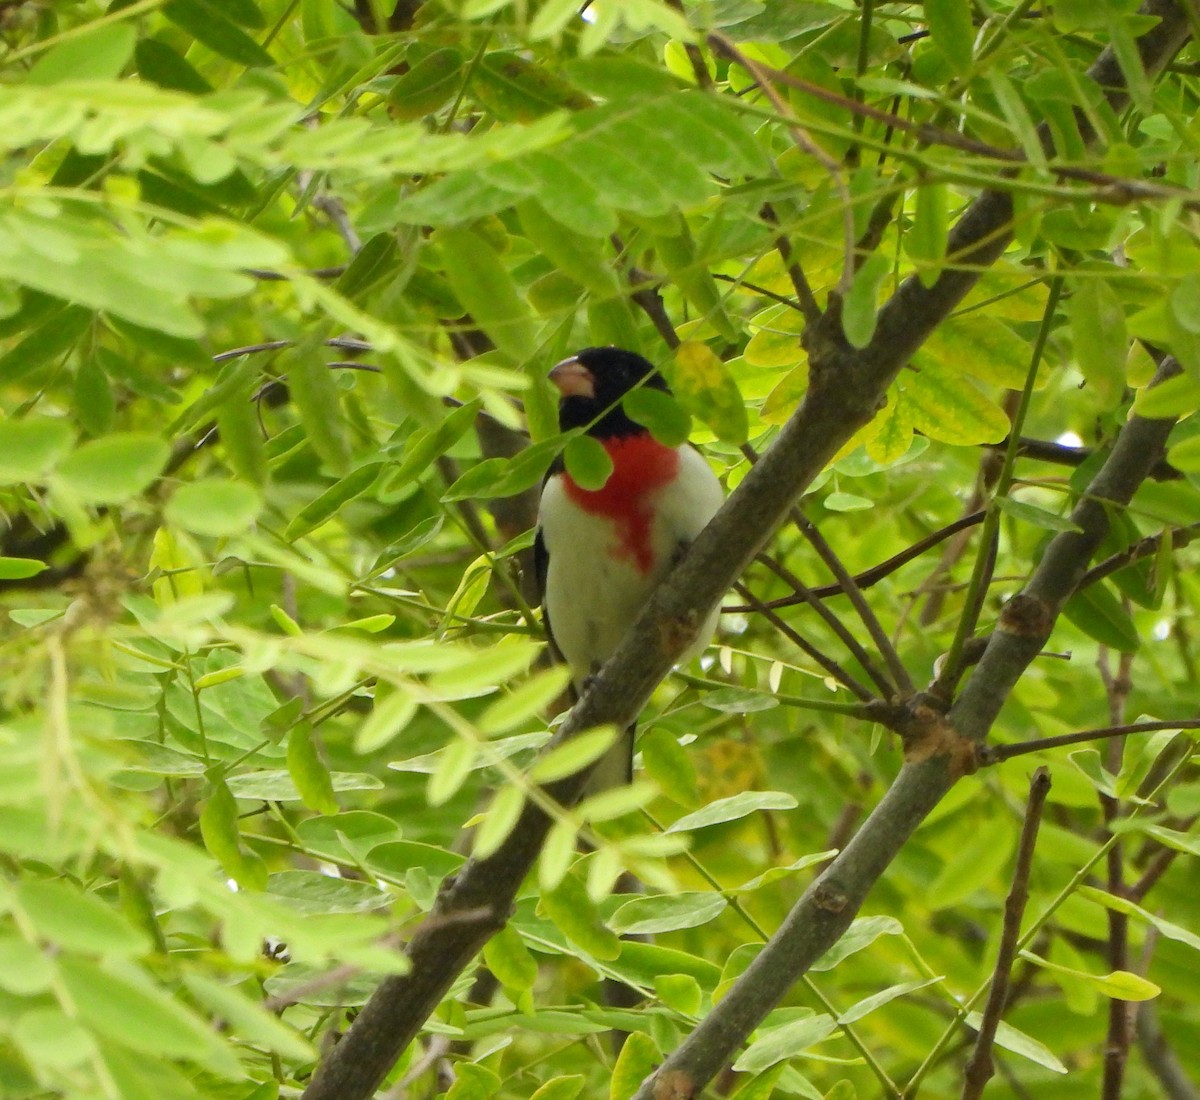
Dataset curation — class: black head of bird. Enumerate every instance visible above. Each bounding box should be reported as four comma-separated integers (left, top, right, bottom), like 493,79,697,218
549,347,671,438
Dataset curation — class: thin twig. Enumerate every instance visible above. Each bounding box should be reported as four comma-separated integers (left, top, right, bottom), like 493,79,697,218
755,552,897,698
979,720,1200,765
739,58,1200,214
794,511,914,695
760,202,823,325
1078,523,1200,591
709,33,857,295
961,767,1052,1100
733,582,876,702
722,511,987,612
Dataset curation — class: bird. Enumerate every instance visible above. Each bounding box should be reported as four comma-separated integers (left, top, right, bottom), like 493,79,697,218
535,346,724,790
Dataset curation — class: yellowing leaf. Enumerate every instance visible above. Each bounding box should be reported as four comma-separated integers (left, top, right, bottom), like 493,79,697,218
904,357,1009,444
670,340,748,443
925,314,1035,389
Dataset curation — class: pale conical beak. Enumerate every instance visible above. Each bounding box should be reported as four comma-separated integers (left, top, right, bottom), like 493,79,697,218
548,357,595,398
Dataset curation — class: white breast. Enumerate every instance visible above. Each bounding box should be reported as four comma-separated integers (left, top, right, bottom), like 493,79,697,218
538,445,723,689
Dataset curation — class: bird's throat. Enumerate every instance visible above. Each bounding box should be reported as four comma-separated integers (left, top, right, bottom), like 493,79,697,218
562,434,680,575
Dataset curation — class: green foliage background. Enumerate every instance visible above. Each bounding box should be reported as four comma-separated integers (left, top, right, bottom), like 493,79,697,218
0,1,1198,1098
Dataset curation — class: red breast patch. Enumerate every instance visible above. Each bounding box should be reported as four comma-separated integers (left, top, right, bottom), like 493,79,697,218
564,434,680,575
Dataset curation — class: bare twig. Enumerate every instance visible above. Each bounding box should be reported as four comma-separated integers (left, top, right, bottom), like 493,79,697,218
739,58,1200,214
961,767,1052,1100
708,33,857,296
979,719,1200,765
760,202,823,326
754,553,896,697
734,582,876,701
794,511,914,695
722,511,987,612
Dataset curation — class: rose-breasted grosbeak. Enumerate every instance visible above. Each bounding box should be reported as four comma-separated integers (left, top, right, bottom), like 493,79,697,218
535,347,724,789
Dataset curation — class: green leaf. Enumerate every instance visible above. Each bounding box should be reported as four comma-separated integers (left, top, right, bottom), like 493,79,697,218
200,777,257,887
924,314,1033,389
994,497,1082,533
181,973,314,1061
427,739,477,806
135,37,214,93
356,685,420,754
1068,275,1127,408
74,357,115,436
733,1012,839,1073
564,434,614,490
0,417,76,483
382,399,482,497
530,726,620,783
227,769,382,800
963,1012,1068,1073
842,252,889,348
0,557,46,579
389,48,465,120
472,784,525,857
611,1031,660,1100
58,956,241,1076
27,22,136,84
0,304,92,384
1018,950,1161,1002
1168,432,1200,473
163,0,275,67
905,357,1009,445
285,462,383,541
1078,884,1200,953
670,340,747,444
924,0,975,75
54,433,170,504
479,666,572,735
666,791,798,833
609,892,727,935
287,348,352,475
435,225,537,363
475,51,592,121
482,925,538,992
623,386,692,448
907,183,950,287
734,851,839,894
838,977,945,1024
542,869,621,961
287,723,339,815
655,972,702,1015
1169,274,1200,334
823,491,873,513
15,879,149,956
653,228,738,342
531,1076,586,1100
532,818,576,894
1063,582,1141,652
1069,748,1121,798
518,200,620,296
167,478,262,536
334,232,399,302
811,915,903,972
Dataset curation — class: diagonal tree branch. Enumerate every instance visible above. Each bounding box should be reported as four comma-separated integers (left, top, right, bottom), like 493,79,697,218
300,5,1191,1098
633,353,1185,1099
